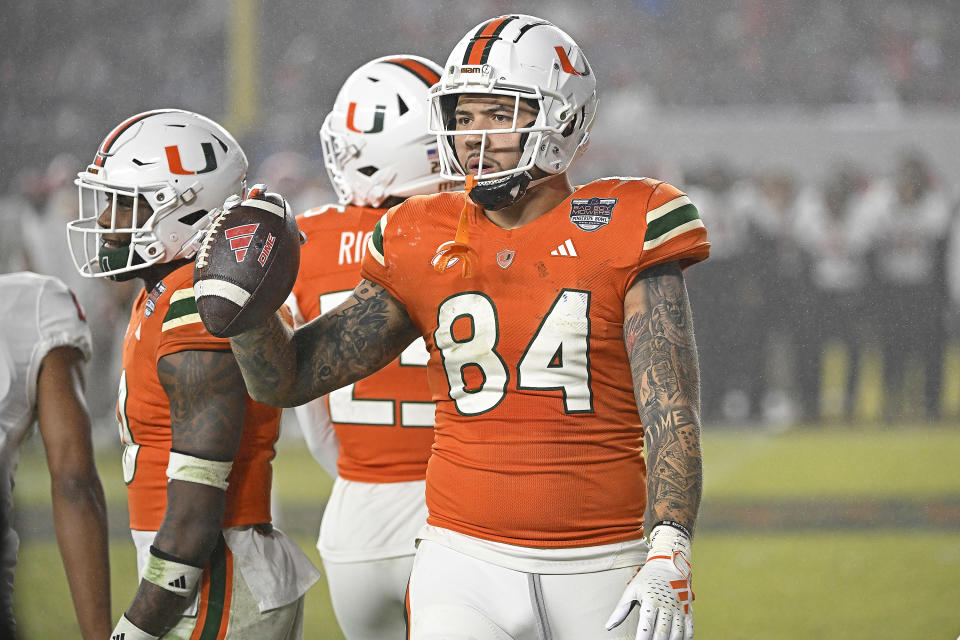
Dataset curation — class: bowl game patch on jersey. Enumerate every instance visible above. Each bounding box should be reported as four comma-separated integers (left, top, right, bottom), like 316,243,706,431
569,196,617,231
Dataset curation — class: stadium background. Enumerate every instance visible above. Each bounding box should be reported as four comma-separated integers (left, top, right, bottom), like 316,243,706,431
3,1,959,637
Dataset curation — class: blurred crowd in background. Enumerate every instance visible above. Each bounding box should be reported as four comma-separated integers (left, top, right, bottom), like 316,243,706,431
2,0,958,428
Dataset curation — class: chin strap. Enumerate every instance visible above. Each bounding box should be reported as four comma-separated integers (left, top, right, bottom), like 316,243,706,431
431,174,482,278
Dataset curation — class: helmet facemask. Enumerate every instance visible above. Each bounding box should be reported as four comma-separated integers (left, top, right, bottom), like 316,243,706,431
71,176,162,281
319,114,361,205
70,170,214,281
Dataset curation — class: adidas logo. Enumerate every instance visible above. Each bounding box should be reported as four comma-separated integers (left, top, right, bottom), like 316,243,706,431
169,575,187,589
112,634,125,640
225,223,260,262
550,238,578,257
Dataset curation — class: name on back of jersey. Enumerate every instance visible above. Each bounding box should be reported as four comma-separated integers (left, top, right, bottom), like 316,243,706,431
339,230,374,265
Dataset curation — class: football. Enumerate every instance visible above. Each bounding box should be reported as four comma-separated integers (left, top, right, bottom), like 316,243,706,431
193,187,300,338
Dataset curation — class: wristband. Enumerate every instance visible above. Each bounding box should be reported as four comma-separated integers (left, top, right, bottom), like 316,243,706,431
166,450,233,490
142,545,203,597
652,519,692,539
111,614,160,640
648,522,693,569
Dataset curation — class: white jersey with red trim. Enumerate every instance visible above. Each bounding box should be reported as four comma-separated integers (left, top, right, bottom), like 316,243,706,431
0,272,91,461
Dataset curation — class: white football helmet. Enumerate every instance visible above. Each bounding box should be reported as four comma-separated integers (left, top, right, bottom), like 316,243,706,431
68,109,248,280
428,14,598,209
320,55,447,207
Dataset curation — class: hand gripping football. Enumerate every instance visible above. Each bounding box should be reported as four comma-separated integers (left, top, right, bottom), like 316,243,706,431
193,186,300,337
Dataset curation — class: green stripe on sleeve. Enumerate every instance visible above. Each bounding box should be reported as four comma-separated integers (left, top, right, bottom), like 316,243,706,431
163,293,199,324
368,213,387,266
644,203,701,243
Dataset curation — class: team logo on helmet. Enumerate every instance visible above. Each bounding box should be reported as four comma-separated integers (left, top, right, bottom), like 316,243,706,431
569,197,617,232
554,46,590,77
165,143,219,175
346,103,386,134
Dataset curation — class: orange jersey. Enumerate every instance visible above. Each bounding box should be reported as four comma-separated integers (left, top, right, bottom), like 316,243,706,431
118,263,280,530
360,178,709,548
291,204,434,482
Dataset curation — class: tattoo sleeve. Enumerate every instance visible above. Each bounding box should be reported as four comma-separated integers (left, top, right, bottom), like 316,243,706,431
623,261,703,536
121,350,247,636
230,279,420,407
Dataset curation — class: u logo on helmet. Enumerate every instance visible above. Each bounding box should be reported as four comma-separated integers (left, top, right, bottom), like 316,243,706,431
346,103,386,134
554,46,590,77
165,143,219,175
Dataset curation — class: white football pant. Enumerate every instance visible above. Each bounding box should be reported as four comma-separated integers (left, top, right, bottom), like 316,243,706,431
408,540,640,640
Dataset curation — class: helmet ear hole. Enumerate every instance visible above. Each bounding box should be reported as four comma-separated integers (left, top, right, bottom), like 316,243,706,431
178,209,208,226
560,107,583,138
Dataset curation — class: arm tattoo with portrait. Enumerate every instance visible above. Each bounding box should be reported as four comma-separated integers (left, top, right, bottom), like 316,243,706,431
230,279,419,407
295,279,419,400
623,261,703,535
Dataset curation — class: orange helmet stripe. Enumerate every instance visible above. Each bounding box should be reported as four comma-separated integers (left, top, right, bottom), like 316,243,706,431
463,16,516,66
384,57,440,87
93,109,174,167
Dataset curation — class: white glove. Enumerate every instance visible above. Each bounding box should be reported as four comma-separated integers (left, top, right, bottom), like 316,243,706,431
605,523,695,640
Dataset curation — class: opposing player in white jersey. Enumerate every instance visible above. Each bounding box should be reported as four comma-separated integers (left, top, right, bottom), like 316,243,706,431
67,109,319,639
0,272,111,639
286,54,449,639
226,15,707,640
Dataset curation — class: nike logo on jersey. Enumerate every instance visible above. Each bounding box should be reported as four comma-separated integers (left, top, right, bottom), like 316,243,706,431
550,239,578,257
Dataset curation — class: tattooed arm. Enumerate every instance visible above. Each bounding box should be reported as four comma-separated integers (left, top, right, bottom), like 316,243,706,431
623,261,703,535
120,350,247,637
231,278,421,407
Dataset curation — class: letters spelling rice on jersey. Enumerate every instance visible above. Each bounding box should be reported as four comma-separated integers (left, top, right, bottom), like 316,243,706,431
569,197,618,232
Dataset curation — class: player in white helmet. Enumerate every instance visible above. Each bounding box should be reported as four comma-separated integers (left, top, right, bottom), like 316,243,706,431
0,272,111,639
69,109,319,639
287,54,448,640
68,110,249,281
225,15,708,640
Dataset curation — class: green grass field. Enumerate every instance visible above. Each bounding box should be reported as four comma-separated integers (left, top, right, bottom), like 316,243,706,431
12,424,960,639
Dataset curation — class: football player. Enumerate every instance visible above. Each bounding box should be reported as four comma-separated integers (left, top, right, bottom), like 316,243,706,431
226,15,707,640
0,272,111,639
67,109,320,640
285,55,448,640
